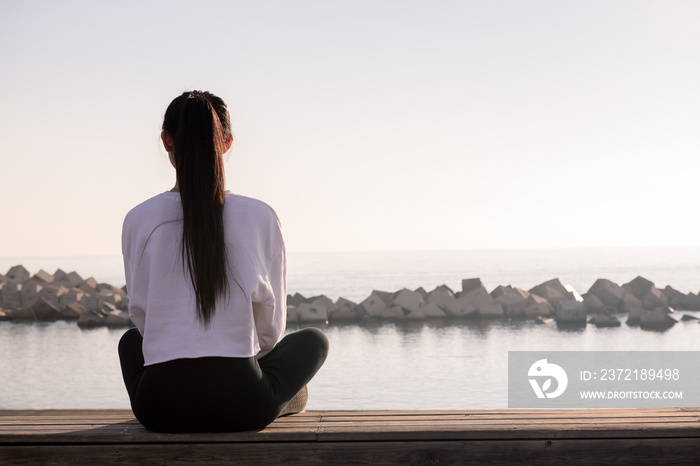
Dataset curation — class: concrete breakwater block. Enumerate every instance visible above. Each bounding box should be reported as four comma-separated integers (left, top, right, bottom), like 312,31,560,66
624,276,655,300
529,278,576,307
285,295,333,324
287,292,306,308
588,279,625,307
297,302,328,323
478,301,504,318
286,305,299,324
445,294,478,318
496,291,527,317
619,291,643,314
361,291,392,318
625,307,646,327
97,282,125,295
79,294,101,312
490,285,513,299
77,310,106,328
6,265,30,283
289,295,364,323
11,306,38,322
589,313,621,328
20,280,43,304
392,289,423,314
31,298,62,321
53,268,68,282
62,302,88,320
683,293,700,310
38,285,69,307
380,306,405,320
58,289,85,308
462,285,495,308
0,288,21,310
32,269,54,284
663,285,687,309
104,310,132,327
61,271,84,288
1,282,22,292
77,277,98,294
328,297,359,322
414,286,429,301
461,278,485,294
642,287,669,310
427,285,455,310
639,307,678,330
564,284,584,302
449,282,500,318
555,300,587,324
524,294,554,318
310,295,333,311
391,289,425,320
421,301,447,318
582,293,606,313
535,315,554,325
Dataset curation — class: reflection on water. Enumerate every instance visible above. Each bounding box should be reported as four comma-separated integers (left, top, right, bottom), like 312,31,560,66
3,317,699,410
309,317,700,410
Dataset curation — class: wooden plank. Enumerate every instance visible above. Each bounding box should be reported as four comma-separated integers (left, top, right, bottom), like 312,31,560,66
0,410,133,417
317,408,700,419
2,438,700,465
1,409,700,464
6,412,696,427
2,408,696,425
1,409,699,445
0,409,695,425
2,408,697,417
0,426,321,444
313,416,700,425
315,408,700,415
0,415,324,425
0,408,695,423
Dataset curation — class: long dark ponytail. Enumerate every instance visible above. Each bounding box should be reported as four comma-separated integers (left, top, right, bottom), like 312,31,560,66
162,91,231,326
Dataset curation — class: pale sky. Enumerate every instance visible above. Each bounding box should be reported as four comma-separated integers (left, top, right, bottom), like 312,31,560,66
1,0,699,257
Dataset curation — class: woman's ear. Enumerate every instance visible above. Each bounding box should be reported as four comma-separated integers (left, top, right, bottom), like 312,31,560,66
161,131,174,153
224,134,234,153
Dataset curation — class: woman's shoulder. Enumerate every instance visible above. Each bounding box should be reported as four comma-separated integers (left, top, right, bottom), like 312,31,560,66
123,192,180,228
225,192,280,223
224,193,284,254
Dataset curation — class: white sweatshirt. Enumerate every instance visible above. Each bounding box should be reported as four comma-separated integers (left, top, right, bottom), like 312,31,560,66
121,191,286,366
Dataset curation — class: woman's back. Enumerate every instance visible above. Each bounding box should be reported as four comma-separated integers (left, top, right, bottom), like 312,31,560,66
122,191,286,366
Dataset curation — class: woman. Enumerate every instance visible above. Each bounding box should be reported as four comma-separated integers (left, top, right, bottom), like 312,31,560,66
118,90,329,433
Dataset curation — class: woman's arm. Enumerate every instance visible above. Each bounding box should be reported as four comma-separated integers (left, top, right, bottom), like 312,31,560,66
253,245,287,358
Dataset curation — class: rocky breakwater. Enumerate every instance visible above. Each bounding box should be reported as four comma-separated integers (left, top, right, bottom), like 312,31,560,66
3,264,698,332
287,276,700,331
0,265,131,328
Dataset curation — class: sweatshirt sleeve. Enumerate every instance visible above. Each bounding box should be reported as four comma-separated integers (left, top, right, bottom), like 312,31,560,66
253,244,287,359
121,209,146,335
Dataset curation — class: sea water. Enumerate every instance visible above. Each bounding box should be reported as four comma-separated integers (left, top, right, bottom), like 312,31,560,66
1,248,700,410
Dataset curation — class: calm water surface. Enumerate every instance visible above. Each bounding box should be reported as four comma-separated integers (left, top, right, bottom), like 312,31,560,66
2,317,699,410
2,248,700,410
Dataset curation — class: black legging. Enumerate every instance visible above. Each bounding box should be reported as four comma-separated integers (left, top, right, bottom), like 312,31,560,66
118,327,329,432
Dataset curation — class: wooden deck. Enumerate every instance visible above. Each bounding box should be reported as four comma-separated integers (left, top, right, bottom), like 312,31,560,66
1,408,700,464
